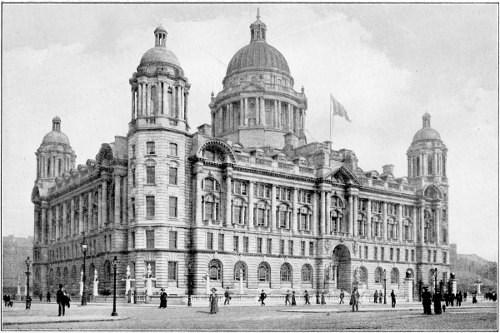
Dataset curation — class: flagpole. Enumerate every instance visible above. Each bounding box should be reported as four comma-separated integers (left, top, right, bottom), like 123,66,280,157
329,96,333,143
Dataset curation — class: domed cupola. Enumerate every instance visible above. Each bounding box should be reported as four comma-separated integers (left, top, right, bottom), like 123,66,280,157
210,10,308,150
407,113,448,185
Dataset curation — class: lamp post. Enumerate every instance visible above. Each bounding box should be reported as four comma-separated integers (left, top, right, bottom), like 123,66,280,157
81,235,87,306
383,269,387,304
434,268,438,294
25,257,32,310
111,256,118,317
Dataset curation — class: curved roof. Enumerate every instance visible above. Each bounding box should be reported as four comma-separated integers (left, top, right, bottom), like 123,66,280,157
412,127,442,143
42,130,70,146
139,47,181,68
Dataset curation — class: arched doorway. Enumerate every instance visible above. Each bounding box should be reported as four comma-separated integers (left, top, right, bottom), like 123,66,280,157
332,244,351,291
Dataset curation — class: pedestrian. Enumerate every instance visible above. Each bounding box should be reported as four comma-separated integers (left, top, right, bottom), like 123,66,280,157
321,291,326,305
304,290,310,305
259,289,267,306
39,292,43,302
374,290,378,303
158,288,167,308
56,284,67,316
209,288,219,314
444,291,449,306
450,292,456,306
26,295,32,309
379,290,383,304
457,291,462,307
472,293,477,304
46,291,51,302
224,287,231,306
422,286,432,315
316,290,320,304
433,291,442,315
339,289,344,304
285,290,291,306
350,287,360,312
3,295,7,307
291,291,297,306
391,290,396,308
464,291,468,302
442,304,446,313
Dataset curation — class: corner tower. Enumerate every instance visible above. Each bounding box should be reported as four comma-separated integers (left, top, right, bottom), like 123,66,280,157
210,10,308,149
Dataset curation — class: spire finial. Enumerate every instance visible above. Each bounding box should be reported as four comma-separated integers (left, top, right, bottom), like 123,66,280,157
257,8,260,20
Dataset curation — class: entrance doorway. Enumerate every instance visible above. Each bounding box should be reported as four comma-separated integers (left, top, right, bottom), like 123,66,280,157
332,244,351,291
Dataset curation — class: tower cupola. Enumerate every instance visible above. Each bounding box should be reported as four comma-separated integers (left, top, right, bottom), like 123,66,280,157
250,9,267,42
154,25,168,47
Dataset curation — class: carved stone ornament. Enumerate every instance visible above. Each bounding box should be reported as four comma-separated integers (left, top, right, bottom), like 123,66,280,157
324,240,333,250
352,241,358,254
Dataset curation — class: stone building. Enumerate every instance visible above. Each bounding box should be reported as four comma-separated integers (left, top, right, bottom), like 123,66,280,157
2,235,33,295
31,14,450,298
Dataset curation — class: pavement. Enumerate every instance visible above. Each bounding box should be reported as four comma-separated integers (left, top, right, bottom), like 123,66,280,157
2,300,495,326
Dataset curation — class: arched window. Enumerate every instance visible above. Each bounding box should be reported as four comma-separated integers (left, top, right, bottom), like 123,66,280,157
103,260,111,290
232,197,247,225
234,261,247,280
258,262,270,282
203,148,223,163
280,263,292,282
424,210,433,243
330,195,345,233
354,266,368,284
391,268,399,284
374,267,384,283
301,264,313,283
208,259,222,281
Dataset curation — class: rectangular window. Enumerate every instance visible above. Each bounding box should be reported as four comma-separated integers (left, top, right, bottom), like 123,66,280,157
257,237,262,253
146,196,155,218
397,248,400,262
433,250,437,263
233,236,239,252
218,234,224,251
169,167,178,185
428,250,432,262
131,231,135,249
443,251,447,264
146,141,155,155
301,241,306,256
390,248,394,261
411,250,415,261
374,247,378,260
169,143,178,156
146,230,155,249
169,196,178,217
243,236,249,253
207,232,213,250
279,240,285,255
169,231,177,249
381,247,385,261
168,262,177,280
267,238,272,254
146,165,155,184
309,242,314,257
288,240,293,256
131,144,136,158
131,197,136,219
132,167,136,186
365,246,368,259
405,249,409,261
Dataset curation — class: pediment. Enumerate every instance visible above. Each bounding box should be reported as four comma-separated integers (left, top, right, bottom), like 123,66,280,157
241,82,265,92
323,165,362,185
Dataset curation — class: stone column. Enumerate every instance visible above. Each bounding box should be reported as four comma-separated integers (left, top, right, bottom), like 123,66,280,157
195,162,203,225
175,86,180,118
62,202,68,238
224,167,232,226
287,103,292,130
260,97,265,126
405,278,414,302
348,195,354,236
79,194,83,234
88,192,93,232
435,206,440,245
34,206,40,243
320,190,326,235
397,204,403,242
244,98,248,125
122,178,127,224
131,88,135,119
325,193,331,234
412,205,417,242
41,205,47,244
55,205,60,240
248,182,254,231
48,207,53,241
292,187,298,234
146,83,150,116
273,100,278,128
353,195,358,237
115,175,121,224
70,198,75,237
102,175,108,225
137,84,141,115
271,185,276,232
367,199,372,239
180,86,185,119
97,188,102,229
184,91,189,123
419,201,425,245
382,202,387,240
312,192,318,237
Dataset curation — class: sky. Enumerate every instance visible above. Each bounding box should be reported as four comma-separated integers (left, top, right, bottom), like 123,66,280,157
2,3,498,262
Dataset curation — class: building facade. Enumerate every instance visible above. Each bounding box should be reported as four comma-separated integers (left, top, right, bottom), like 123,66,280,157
31,14,450,298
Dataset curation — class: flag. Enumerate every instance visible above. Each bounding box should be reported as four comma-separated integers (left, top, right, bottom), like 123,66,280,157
330,94,351,122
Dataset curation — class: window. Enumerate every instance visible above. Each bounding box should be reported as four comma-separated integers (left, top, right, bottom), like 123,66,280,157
381,247,385,261
169,196,178,217
207,232,213,250
132,167,136,186
131,197,136,219
411,250,415,261
218,234,224,251
233,236,239,252
267,239,272,254
169,231,177,249
255,206,266,227
390,248,394,261
301,264,312,282
169,143,178,156
233,180,248,195
405,249,409,261
374,267,384,283
146,165,155,184
279,240,285,255
288,240,293,256
280,264,292,282
397,249,400,262
168,262,177,280
146,230,155,249
203,195,219,221
364,246,368,259
257,237,262,253
301,241,306,256
146,141,155,155
258,262,270,282
374,247,378,260
204,178,220,191
298,207,311,231
146,196,155,218
243,236,249,252
169,167,178,185
433,250,437,263
254,183,271,199
309,242,314,257
131,144,136,158
208,260,222,280
428,250,432,262
391,268,399,284
234,262,247,280
443,251,447,264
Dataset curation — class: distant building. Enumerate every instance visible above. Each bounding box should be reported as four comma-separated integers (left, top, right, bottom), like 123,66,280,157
31,14,451,298
2,235,33,295
450,243,457,273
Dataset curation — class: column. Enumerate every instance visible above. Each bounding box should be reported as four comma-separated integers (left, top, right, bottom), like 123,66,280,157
137,84,141,115
419,201,425,245
287,103,292,130
244,98,248,125
62,202,67,238
420,154,425,176
166,84,171,116
353,196,358,237
348,195,354,236
97,187,102,229
70,198,75,237
228,103,233,130
122,178,127,224
260,97,265,125
248,182,254,231
34,206,40,243
41,205,47,244
195,162,203,225
88,192,93,232
102,177,108,225
367,199,372,239
397,204,403,242
55,205,60,240
184,91,189,123
325,193,331,234
271,185,276,232
312,192,318,237
176,86,180,118
180,86,185,119
292,187,298,233
131,88,135,119
412,206,417,243
224,168,232,226
382,202,387,241
79,194,83,234
239,99,244,126
435,206,440,246
114,175,121,224
48,208,53,241
320,190,326,235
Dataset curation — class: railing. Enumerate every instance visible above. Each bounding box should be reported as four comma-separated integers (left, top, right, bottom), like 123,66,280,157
388,183,400,190
299,166,314,174
278,162,293,171
256,158,272,166
402,185,415,192
372,179,385,187
236,155,250,163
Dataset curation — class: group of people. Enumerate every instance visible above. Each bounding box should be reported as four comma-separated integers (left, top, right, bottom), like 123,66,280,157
283,290,313,306
443,290,464,307
3,295,14,307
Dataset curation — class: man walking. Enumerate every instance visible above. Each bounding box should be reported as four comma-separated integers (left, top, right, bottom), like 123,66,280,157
304,290,310,305
379,290,383,304
46,291,51,302
391,290,396,308
285,290,291,306
422,286,432,315
56,284,67,316
339,289,344,304
351,287,360,312
374,290,378,303
224,287,231,306
259,290,267,306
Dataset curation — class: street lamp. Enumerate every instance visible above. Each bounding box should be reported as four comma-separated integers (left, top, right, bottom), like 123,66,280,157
25,257,32,310
81,235,87,306
383,269,387,304
434,268,438,294
111,256,119,317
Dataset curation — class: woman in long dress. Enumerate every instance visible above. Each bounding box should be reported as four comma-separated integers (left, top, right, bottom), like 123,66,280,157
209,288,219,314
159,288,167,308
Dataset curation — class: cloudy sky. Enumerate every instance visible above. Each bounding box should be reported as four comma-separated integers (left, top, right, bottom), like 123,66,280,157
2,3,498,261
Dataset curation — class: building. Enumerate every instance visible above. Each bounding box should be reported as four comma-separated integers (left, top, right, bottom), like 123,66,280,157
31,13,450,298
3,235,33,296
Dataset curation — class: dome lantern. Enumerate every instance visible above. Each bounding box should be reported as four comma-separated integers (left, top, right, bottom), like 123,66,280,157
154,25,168,47
52,116,61,131
250,8,267,42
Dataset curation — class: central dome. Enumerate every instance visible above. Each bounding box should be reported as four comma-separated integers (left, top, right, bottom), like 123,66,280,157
41,116,70,146
412,113,442,143
138,26,182,70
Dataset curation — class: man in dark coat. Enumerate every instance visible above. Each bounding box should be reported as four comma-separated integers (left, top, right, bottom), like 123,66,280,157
304,290,310,305
351,287,360,312
422,287,432,315
374,290,378,303
224,287,231,306
56,284,67,316
46,291,51,302
433,291,442,314
285,290,291,305
464,291,468,302
321,291,326,305
259,290,267,306
315,290,320,304
379,290,383,304
391,290,396,308
291,291,297,306
450,292,456,306
339,289,344,304
457,291,462,306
